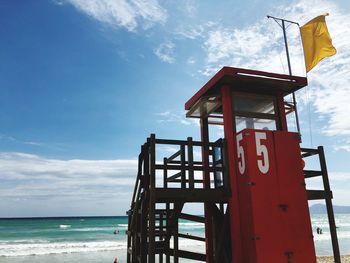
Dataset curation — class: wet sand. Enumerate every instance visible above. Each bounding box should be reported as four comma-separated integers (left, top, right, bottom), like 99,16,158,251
317,255,350,262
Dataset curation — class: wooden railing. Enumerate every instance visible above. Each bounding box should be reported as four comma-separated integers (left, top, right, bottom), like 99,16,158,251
127,134,229,263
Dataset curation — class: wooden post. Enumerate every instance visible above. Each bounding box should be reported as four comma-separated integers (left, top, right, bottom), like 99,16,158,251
127,208,131,263
187,137,195,189
200,117,214,263
318,146,341,263
160,212,164,263
180,144,186,189
148,134,156,263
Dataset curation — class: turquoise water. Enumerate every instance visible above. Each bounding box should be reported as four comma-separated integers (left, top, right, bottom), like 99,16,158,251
0,217,127,257
0,214,349,262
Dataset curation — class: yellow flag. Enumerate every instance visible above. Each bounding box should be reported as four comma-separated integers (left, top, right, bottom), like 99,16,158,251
300,14,336,72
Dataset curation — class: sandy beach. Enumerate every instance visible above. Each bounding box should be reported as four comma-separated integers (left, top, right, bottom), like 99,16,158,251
318,255,350,262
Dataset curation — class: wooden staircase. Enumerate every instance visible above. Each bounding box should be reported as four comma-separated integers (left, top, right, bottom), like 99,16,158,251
126,134,231,263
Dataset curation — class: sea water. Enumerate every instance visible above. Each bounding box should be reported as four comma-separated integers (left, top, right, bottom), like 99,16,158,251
0,214,349,262
312,214,350,256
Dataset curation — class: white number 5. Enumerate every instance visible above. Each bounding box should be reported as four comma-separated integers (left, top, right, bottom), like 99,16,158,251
255,132,269,174
236,133,245,174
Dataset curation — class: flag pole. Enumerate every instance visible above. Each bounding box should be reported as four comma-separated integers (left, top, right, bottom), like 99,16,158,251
267,15,301,139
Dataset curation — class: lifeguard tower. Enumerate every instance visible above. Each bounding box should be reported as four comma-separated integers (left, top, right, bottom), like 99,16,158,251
126,67,340,263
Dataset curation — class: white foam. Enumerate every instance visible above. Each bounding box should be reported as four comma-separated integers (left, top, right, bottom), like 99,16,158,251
313,230,350,241
0,240,126,257
118,222,204,229
178,222,204,226
66,227,116,232
0,239,49,244
59,224,71,229
179,222,204,229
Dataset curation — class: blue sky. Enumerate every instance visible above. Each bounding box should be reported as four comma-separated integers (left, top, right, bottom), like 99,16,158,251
0,0,349,217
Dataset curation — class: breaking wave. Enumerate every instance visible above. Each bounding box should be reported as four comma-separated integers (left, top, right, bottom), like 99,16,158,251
0,240,126,257
59,224,71,229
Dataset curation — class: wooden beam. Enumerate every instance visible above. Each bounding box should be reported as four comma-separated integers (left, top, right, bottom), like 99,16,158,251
155,188,230,203
167,150,181,162
304,170,323,178
178,233,205,242
307,189,333,200
166,171,182,182
155,164,224,172
300,148,319,157
168,249,206,261
179,213,205,223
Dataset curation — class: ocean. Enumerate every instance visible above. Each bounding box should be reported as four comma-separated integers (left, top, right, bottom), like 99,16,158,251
0,214,349,263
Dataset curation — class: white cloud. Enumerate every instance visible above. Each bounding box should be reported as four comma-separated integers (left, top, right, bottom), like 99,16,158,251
157,111,170,117
0,152,137,202
205,24,271,64
201,14,302,76
156,110,198,126
195,0,350,145
66,0,167,31
187,57,196,64
175,25,204,40
174,21,218,40
329,172,350,182
182,0,198,17
0,133,44,147
154,41,176,63
333,144,350,152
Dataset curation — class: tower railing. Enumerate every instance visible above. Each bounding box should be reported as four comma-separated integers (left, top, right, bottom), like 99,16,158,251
127,134,230,263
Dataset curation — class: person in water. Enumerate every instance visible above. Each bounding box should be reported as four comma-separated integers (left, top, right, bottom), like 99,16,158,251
316,227,323,234
114,256,118,263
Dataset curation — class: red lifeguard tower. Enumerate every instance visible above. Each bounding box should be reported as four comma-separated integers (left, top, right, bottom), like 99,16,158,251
126,67,340,263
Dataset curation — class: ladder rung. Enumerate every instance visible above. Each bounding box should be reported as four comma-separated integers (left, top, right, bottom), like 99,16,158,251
168,179,203,183
304,170,323,178
178,233,205,242
307,189,333,200
301,148,319,158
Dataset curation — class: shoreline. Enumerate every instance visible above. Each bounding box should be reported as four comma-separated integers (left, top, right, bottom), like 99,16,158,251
1,252,350,263
317,255,350,262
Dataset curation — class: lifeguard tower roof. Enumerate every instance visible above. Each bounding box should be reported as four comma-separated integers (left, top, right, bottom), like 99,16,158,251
185,67,307,118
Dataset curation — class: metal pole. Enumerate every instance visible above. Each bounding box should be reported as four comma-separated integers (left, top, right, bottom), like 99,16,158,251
268,15,301,138
282,20,292,76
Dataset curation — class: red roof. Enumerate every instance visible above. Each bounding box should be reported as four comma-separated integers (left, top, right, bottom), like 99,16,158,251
185,67,307,110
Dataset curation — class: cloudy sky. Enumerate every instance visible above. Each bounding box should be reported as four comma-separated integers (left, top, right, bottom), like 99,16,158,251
0,0,349,217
